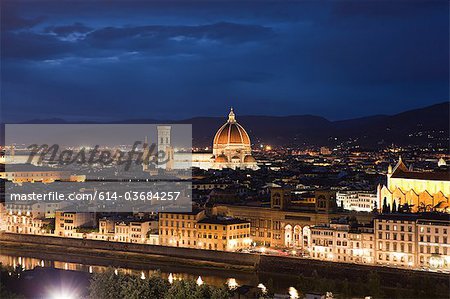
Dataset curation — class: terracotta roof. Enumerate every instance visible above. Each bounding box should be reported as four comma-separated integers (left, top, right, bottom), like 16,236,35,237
391,169,450,181
198,217,249,225
213,108,251,145
391,157,450,181
213,122,250,145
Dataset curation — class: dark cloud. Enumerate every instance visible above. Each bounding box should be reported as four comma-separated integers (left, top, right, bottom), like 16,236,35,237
2,21,274,61
1,31,77,60
85,22,274,48
0,1,448,122
44,22,92,36
1,12,45,30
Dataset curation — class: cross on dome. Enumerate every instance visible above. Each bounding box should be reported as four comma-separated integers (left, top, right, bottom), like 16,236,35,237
228,107,236,123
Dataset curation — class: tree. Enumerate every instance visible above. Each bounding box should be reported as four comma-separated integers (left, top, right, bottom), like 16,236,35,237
87,268,235,299
119,273,170,299
340,278,350,298
89,268,125,299
372,200,379,214
366,271,383,299
382,197,388,214
210,286,231,299
398,203,411,214
165,280,206,299
145,272,170,298
392,200,397,213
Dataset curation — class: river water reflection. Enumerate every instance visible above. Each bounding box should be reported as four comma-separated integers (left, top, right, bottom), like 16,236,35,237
0,249,298,294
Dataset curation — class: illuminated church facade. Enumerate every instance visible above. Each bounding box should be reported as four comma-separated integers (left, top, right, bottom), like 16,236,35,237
191,108,258,170
146,108,258,171
378,157,450,213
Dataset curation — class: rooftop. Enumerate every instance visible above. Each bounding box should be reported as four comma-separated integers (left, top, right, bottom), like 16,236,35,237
376,213,450,222
391,159,450,181
159,208,204,215
198,216,249,225
391,169,450,181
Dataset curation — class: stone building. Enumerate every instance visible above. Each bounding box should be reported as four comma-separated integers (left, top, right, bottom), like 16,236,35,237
374,214,417,268
378,157,450,213
213,187,374,248
416,214,449,270
158,209,250,251
196,217,251,251
5,210,47,235
191,108,258,170
54,211,96,237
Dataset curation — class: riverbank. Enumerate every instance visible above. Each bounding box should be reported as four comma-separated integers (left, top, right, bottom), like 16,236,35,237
1,232,449,295
0,233,257,272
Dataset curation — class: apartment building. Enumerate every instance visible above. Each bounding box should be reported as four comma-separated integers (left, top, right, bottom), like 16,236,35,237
5,210,47,235
196,217,251,251
159,209,205,248
416,214,449,270
310,224,336,261
374,214,417,268
347,225,374,264
54,211,95,237
159,208,251,251
5,202,69,219
309,213,449,272
310,221,352,262
336,191,378,212
96,217,158,244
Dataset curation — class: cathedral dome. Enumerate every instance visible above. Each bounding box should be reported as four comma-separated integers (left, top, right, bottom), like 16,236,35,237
215,154,228,163
213,108,251,146
244,155,256,163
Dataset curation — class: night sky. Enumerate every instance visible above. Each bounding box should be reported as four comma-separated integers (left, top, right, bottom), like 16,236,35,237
1,1,448,122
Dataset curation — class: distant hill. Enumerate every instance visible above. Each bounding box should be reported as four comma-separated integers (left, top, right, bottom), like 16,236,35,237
1,102,448,148
178,102,449,148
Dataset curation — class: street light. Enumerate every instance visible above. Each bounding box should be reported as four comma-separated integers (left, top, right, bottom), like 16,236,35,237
47,286,78,299
289,287,299,299
227,278,238,290
196,276,203,286
257,283,267,294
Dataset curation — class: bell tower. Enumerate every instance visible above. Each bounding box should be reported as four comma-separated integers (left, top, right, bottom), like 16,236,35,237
157,126,171,168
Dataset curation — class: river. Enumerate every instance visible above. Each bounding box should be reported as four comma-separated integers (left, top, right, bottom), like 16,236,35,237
0,249,302,297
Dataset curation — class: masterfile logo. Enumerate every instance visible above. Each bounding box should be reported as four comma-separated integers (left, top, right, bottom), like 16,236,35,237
4,124,192,213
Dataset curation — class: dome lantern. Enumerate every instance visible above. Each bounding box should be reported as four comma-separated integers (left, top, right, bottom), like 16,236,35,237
228,107,236,123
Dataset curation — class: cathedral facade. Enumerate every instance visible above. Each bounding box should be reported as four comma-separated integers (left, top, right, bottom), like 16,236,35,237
378,157,450,213
192,108,258,170
147,108,258,171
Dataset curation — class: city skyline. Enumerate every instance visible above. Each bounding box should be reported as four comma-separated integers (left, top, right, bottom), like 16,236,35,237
1,1,448,122
0,1,449,298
